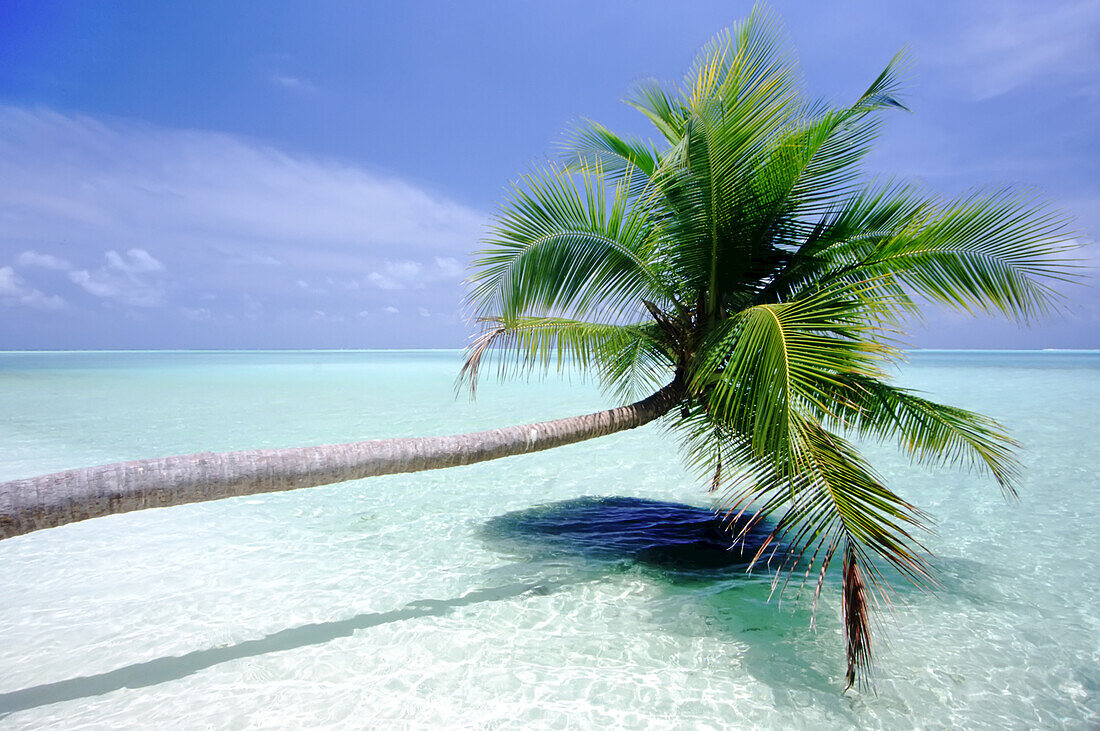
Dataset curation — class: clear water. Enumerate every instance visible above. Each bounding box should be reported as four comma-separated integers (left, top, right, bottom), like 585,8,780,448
0,350,1097,729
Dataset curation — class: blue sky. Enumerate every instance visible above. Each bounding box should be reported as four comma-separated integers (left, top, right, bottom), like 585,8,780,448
0,0,1096,349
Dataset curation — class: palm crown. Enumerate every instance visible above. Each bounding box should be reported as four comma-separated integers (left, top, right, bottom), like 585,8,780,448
462,9,1076,688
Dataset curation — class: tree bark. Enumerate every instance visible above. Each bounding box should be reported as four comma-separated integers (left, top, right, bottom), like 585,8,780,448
0,382,683,540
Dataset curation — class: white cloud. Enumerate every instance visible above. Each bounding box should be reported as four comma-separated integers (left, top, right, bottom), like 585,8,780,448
366,257,466,291
16,250,71,270
366,271,402,290
932,0,1100,99
434,256,465,279
0,106,486,257
270,74,316,93
387,260,421,279
0,106,485,324
0,265,65,310
366,260,425,290
68,249,166,307
0,106,484,346
106,248,163,274
227,252,282,267
418,307,430,318
180,307,211,321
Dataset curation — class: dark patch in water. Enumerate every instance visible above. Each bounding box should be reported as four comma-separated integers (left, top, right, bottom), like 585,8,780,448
481,496,781,574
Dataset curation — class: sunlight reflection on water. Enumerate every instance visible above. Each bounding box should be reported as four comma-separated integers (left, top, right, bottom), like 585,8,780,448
0,350,1097,728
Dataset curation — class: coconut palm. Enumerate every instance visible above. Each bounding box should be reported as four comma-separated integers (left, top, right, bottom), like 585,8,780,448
460,11,1074,687
0,9,1076,688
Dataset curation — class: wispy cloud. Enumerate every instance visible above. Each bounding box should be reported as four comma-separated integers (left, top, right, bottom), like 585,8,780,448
0,106,486,345
270,74,317,93
68,248,166,307
367,260,422,290
107,248,163,274
0,265,65,310
930,0,1100,99
366,257,467,291
16,250,71,270
434,257,465,279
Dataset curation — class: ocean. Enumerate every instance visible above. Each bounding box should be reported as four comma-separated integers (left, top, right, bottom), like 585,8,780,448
0,350,1097,728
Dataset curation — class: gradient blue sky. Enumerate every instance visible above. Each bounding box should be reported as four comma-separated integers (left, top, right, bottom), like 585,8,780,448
1,1,1096,349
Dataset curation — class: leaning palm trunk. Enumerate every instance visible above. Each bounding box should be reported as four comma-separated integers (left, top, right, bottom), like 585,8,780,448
0,382,682,541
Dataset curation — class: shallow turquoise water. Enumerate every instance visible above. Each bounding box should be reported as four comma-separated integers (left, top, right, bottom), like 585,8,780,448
0,350,1097,729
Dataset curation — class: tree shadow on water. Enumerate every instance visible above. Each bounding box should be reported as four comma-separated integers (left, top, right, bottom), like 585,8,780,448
483,498,1012,706
0,578,572,718
479,495,780,578
481,496,844,699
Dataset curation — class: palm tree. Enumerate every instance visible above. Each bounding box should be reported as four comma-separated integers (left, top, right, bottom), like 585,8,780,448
0,9,1076,688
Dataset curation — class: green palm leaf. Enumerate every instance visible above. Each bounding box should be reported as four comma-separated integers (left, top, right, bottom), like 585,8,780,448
459,315,674,401
560,121,661,199
816,373,1021,494
467,164,682,322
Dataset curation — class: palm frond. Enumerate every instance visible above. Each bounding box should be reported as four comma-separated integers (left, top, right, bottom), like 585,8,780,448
466,164,682,322
673,276,933,687
625,79,689,143
634,8,804,313
852,50,910,113
692,281,897,451
819,187,1079,320
714,416,933,689
596,321,677,402
815,373,1021,495
766,181,930,303
672,401,932,688
560,120,661,199
458,315,672,398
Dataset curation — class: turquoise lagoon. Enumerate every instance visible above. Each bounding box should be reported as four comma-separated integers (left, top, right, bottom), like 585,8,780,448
0,350,1097,728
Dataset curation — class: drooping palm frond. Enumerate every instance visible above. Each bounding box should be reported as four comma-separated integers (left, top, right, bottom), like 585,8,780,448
690,281,897,444
841,542,873,690
714,416,933,690
814,373,1021,495
458,315,671,398
466,164,680,323
667,274,937,685
672,393,933,688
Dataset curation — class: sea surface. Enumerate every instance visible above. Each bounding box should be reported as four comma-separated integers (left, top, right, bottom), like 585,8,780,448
0,350,1097,729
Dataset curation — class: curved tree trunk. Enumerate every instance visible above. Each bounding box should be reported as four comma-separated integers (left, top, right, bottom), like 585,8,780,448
0,382,683,540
